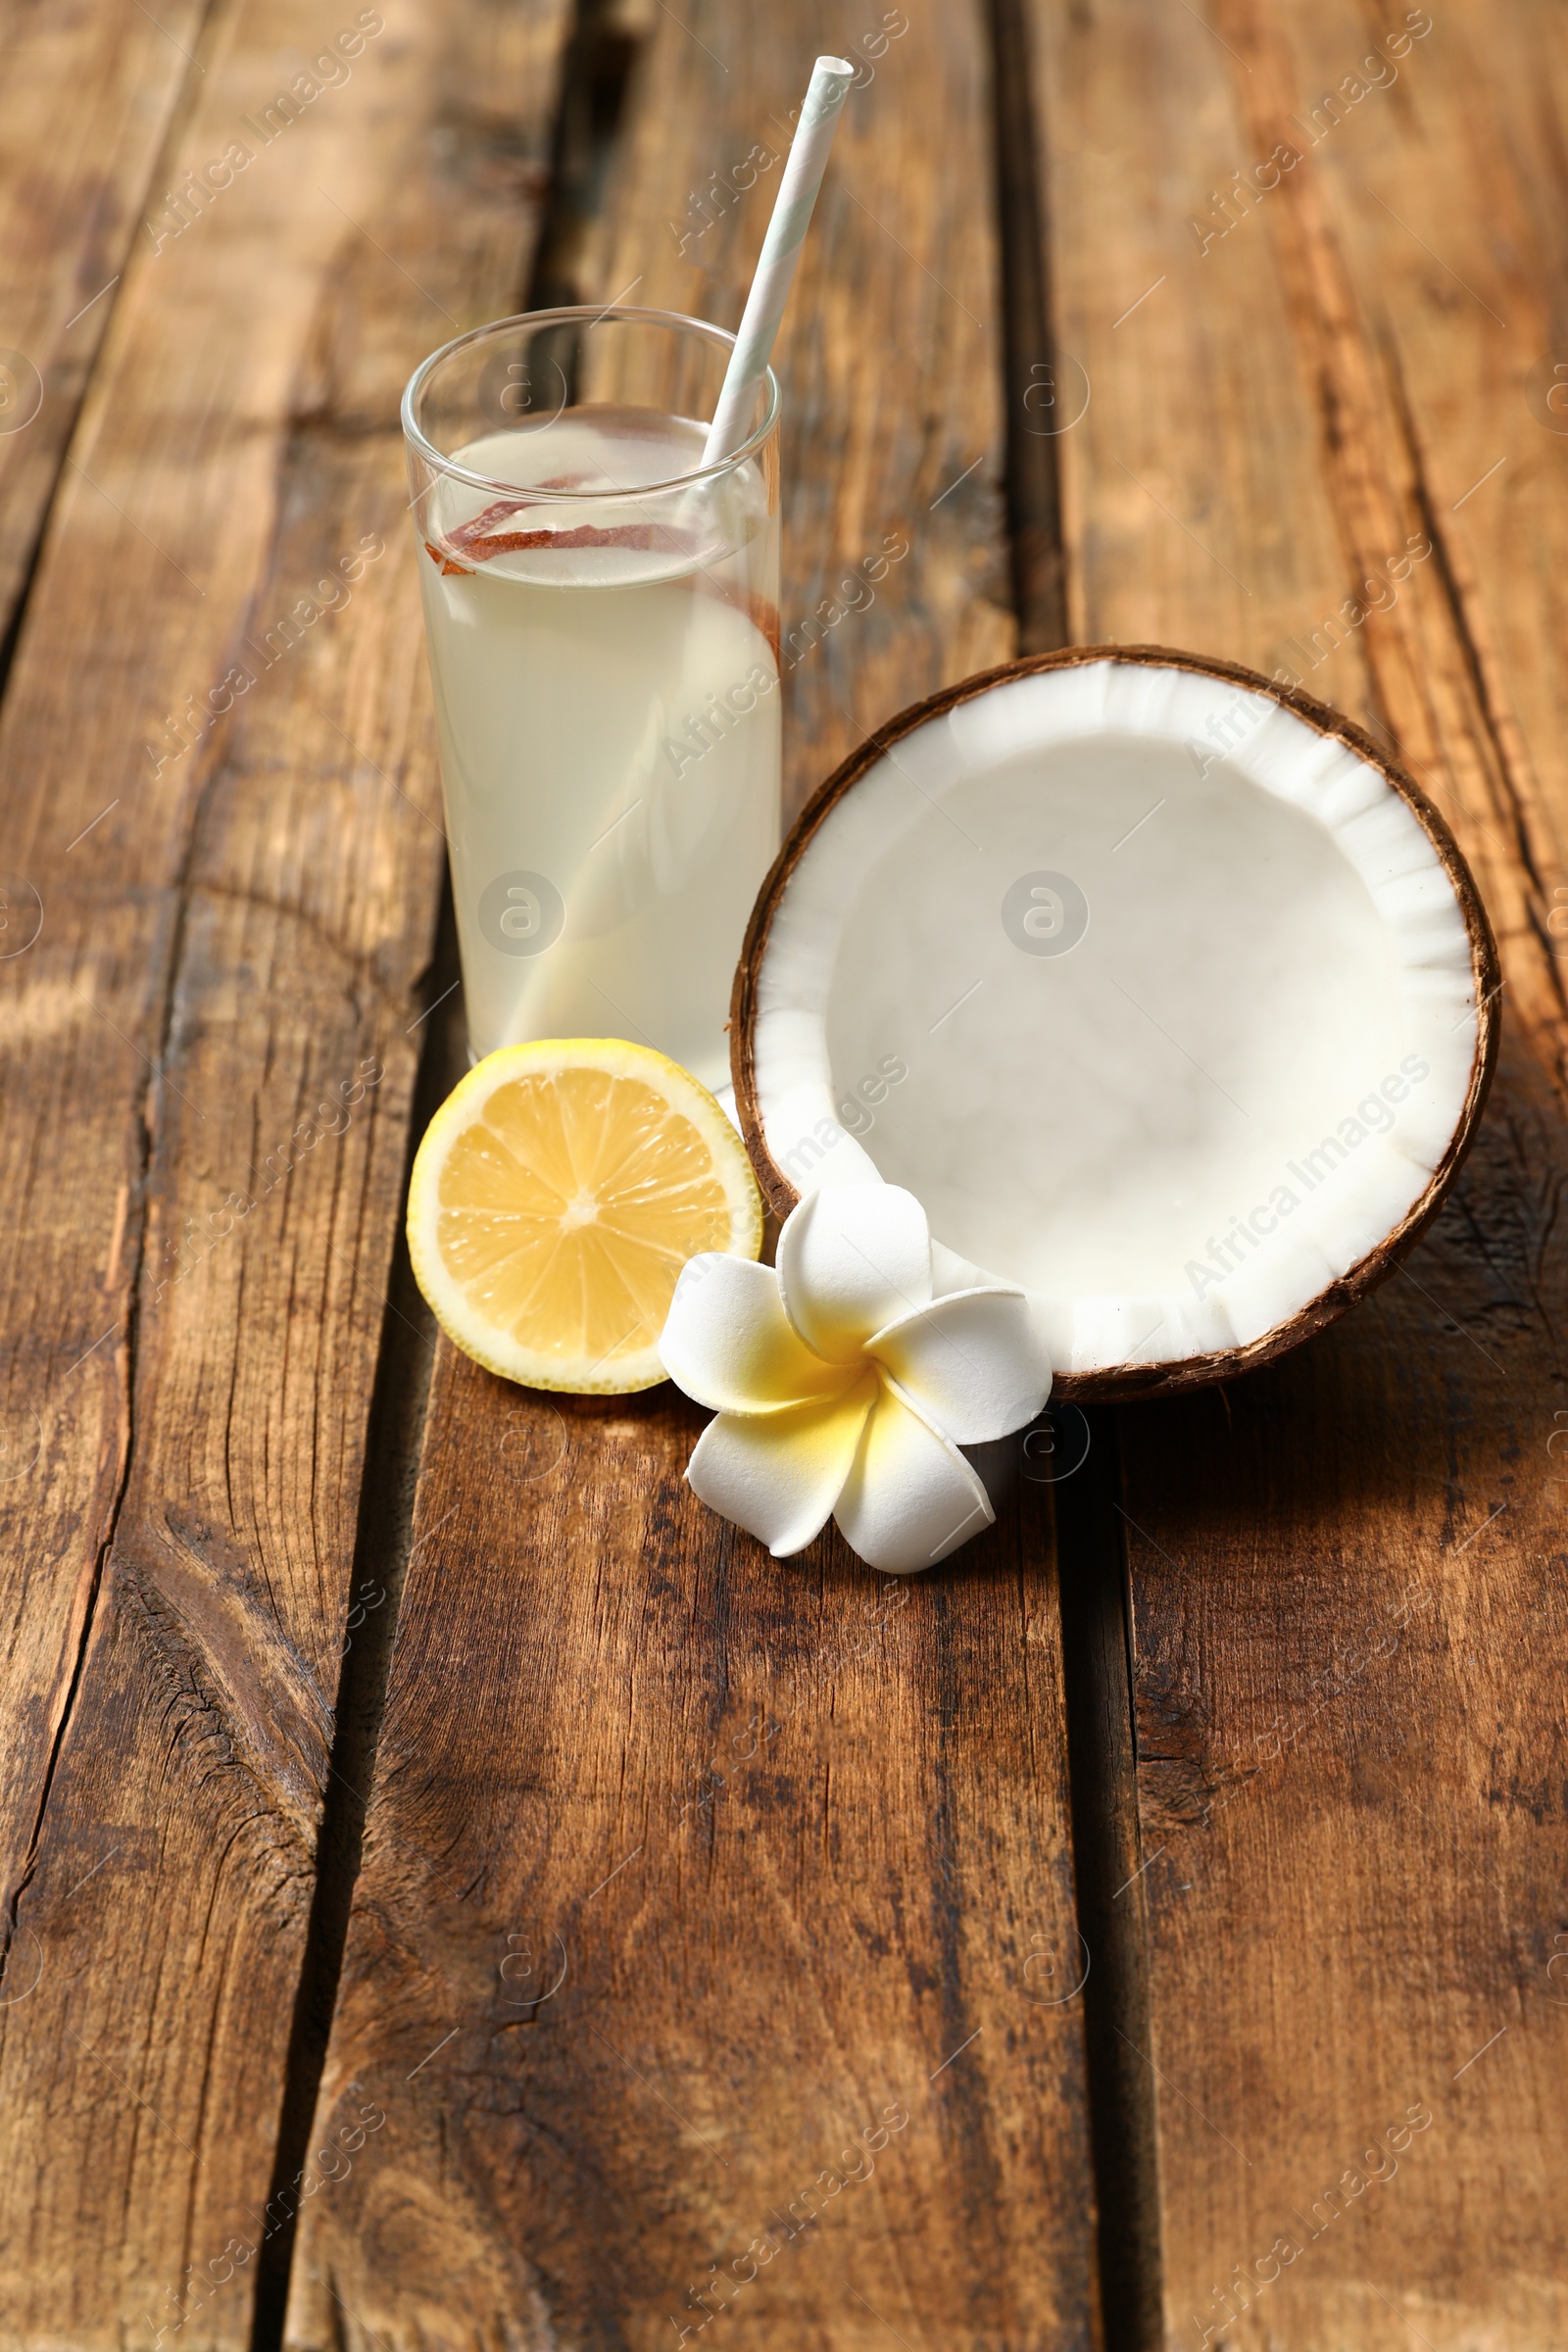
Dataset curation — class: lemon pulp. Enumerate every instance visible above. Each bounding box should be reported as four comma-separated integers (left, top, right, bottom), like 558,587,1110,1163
408,1040,762,1393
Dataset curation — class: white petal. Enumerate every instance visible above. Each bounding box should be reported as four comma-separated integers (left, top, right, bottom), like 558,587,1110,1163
832,1379,994,1574
686,1381,877,1556
776,1184,932,1362
660,1254,844,1414
865,1287,1052,1446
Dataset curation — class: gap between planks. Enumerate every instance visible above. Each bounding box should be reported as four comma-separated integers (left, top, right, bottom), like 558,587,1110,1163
987,2,1165,2335
248,876,466,2349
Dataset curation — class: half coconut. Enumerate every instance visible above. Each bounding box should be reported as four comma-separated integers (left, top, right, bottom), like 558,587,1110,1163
731,648,1498,1399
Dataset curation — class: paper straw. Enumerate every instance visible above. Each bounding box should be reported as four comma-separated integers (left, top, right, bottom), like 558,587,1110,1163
701,55,855,466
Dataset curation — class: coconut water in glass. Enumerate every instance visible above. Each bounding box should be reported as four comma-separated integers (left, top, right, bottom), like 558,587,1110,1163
403,309,782,1095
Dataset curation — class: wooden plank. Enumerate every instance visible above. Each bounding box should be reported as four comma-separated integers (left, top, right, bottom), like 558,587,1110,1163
0,1,572,2341
285,6,1103,2347
1033,0,1568,2339
0,0,210,650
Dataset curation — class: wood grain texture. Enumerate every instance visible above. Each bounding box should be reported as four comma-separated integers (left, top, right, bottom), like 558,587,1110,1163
0,0,211,652
0,0,571,2339
1032,0,1568,2339
285,6,1102,2347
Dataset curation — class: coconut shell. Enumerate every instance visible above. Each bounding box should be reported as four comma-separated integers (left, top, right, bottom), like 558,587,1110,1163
730,645,1500,1402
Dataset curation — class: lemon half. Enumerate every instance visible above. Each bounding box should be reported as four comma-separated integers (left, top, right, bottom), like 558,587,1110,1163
407,1038,763,1393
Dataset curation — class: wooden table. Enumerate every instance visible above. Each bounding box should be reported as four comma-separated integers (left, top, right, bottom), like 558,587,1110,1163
2,1,1564,2344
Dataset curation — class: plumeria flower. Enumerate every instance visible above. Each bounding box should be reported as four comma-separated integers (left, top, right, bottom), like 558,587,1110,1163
659,1184,1052,1574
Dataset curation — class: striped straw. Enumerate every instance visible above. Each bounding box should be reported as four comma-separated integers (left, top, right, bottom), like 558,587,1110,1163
701,55,855,466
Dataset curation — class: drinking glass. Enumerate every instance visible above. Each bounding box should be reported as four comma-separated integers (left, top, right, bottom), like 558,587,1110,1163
403,307,782,1093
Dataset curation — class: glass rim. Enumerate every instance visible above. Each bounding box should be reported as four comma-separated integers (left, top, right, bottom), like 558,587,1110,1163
400,304,782,502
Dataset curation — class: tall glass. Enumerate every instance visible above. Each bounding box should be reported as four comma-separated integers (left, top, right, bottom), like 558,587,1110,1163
402,308,782,1096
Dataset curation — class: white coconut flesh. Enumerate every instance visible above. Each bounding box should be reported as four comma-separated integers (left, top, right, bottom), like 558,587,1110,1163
746,660,1483,1381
